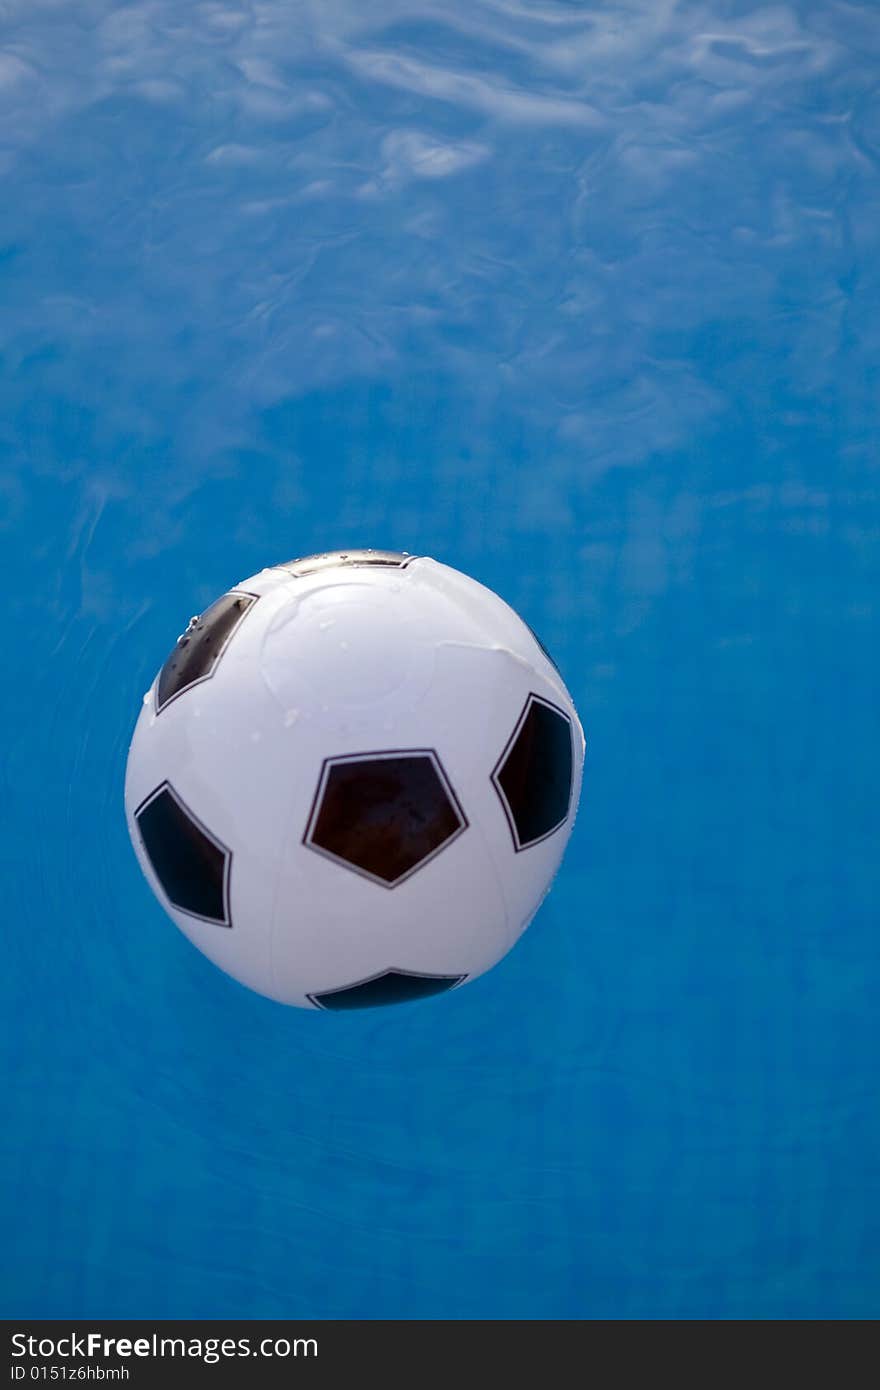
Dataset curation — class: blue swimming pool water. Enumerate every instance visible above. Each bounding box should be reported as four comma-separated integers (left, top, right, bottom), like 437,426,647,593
2,1,878,1320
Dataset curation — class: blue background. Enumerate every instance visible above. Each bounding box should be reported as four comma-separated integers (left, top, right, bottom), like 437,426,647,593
2,1,878,1319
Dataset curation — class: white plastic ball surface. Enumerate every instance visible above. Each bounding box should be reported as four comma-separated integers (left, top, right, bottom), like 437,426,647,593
124,553,585,1009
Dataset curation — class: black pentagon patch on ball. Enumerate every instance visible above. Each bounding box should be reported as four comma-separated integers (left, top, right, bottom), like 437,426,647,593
304,750,467,887
275,549,418,578
156,590,256,713
134,782,231,925
308,969,466,1011
492,694,573,850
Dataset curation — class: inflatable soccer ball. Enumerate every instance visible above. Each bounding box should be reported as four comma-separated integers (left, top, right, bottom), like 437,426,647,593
124,550,585,1009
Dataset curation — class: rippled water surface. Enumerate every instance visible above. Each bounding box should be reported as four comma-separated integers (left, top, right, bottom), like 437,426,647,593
3,1,879,1318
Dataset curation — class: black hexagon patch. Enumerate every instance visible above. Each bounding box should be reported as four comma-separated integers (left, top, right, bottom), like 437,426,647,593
134,782,231,925
304,749,467,887
492,694,573,850
308,969,466,1010
156,590,256,713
